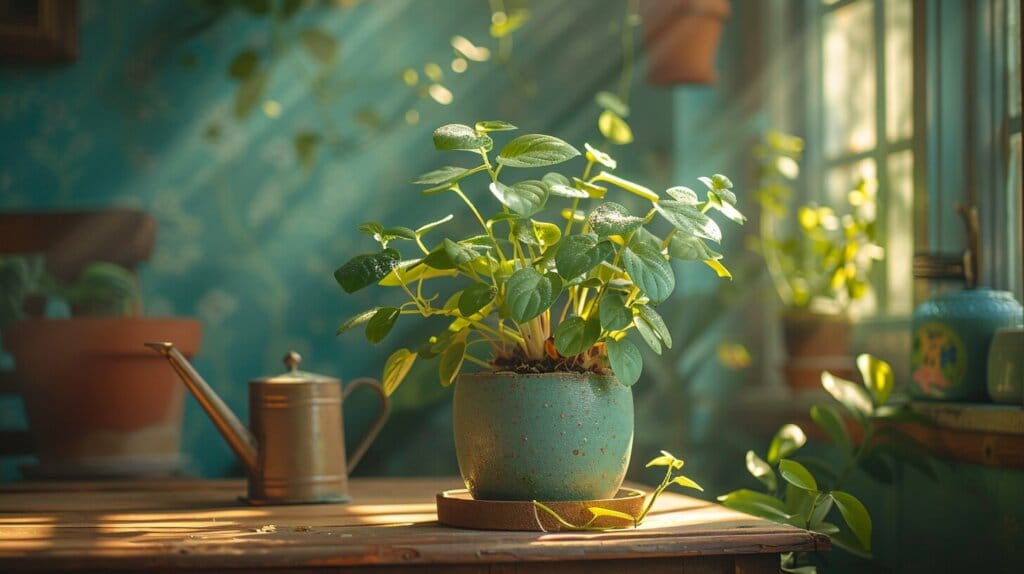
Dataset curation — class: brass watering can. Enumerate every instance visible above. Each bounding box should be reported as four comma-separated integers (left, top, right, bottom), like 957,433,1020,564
147,342,389,505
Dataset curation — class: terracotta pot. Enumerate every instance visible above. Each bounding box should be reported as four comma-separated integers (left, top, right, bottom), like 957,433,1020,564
642,0,731,85
4,317,201,474
781,311,855,392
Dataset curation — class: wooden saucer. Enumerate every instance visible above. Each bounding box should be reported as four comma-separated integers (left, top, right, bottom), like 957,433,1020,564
436,488,647,531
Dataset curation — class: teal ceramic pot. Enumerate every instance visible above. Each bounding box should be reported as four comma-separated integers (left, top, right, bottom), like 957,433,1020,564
453,371,634,501
910,289,1023,401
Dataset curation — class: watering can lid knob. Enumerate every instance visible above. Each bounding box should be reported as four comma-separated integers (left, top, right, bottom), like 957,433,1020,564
284,351,302,371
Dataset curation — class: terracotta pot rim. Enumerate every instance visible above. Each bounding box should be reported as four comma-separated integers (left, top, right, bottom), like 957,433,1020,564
780,309,852,322
458,370,619,383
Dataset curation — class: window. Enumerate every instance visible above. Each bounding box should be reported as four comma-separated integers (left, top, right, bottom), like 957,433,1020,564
810,0,916,317
799,0,1023,315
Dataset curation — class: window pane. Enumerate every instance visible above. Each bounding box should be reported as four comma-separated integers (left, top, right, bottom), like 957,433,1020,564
823,0,877,158
1009,0,1021,119
886,150,914,315
885,0,913,142
825,159,879,315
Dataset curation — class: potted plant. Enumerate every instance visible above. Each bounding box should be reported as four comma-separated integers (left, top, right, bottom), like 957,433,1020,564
334,121,743,501
641,0,732,85
0,255,201,478
753,131,884,391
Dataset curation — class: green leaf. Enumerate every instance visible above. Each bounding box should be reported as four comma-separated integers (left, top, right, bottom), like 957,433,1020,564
810,404,852,454
458,283,495,317
666,186,699,204
364,307,399,344
745,450,777,491
821,371,874,421
706,192,747,224
605,338,642,387
234,70,268,118
358,222,384,236
587,202,644,237
380,227,416,242
831,491,872,551
475,120,517,132
228,50,259,80
555,234,613,279
857,354,893,407
598,110,633,144
443,238,482,267
554,316,601,356
411,166,470,185
336,307,380,335
632,314,662,355
382,348,416,396
636,305,672,349
622,243,675,304
489,180,548,217
646,450,683,468
718,489,794,522
595,91,630,117
334,249,400,293
439,336,467,387
299,28,338,64
671,475,704,492
667,235,722,261
572,177,608,198
599,292,633,331
496,134,580,168
778,459,818,492
505,268,559,323
433,124,491,151
653,200,723,243
767,424,807,464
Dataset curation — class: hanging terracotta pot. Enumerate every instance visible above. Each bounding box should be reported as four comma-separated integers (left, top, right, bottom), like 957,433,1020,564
642,0,731,85
5,317,201,478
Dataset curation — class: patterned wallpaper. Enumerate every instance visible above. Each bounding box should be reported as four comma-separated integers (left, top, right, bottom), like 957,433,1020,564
0,0,755,482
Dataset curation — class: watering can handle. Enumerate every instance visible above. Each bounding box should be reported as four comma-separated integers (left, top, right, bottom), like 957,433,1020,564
342,377,390,474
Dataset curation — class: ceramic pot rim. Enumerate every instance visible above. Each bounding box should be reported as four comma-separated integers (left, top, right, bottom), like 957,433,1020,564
458,370,619,383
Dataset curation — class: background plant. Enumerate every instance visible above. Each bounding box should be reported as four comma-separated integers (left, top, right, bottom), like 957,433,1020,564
753,131,884,315
334,121,743,393
718,354,934,573
0,256,139,327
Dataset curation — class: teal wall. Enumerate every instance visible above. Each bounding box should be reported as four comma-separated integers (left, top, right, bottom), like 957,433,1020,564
0,0,725,480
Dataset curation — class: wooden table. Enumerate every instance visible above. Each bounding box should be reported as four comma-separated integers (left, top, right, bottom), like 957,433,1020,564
0,477,828,573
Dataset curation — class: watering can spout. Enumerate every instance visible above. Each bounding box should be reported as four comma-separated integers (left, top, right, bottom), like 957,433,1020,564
145,342,258,476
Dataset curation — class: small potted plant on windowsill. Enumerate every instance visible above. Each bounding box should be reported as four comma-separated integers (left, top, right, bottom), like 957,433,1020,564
0,256,201,478
334,120,743,502
752,131,884,391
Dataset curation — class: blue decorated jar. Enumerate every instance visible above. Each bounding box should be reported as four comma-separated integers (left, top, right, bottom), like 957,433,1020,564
910,289,1023,401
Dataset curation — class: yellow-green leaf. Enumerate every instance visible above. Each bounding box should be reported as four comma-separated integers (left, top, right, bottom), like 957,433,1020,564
767,424,806,464
598,110,634,145
703,258,732,279
588,506,637,525
382,348,416,396
671,475,704,492
856,353,893,407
